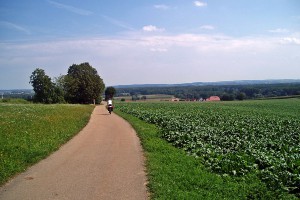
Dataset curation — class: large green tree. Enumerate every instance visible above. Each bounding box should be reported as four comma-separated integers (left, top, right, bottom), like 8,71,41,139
29,68,64,103
64,62,105,104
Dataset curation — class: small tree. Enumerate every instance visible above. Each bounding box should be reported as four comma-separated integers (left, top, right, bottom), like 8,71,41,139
236,92,246,101
29,68,64,103
105,86,116,100
132,94,140,101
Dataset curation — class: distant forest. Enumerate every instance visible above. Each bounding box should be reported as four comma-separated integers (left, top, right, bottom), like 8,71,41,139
116,83,300,100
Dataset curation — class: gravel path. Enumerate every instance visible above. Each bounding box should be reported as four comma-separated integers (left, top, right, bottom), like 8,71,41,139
0,105,148,200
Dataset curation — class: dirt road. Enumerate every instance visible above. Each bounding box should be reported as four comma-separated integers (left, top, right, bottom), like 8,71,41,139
0,105,148,200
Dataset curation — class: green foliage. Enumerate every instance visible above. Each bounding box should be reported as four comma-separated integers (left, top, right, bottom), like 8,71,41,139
0,104,94,185
1,98,30,104
29,63,105,104
29,68,64,103
132,94,140,101
236,92,246,100
105,86,116,100
64,62,105,104
116,83,300,100
115,110,296,199
220,93,235,101
116,99,300,198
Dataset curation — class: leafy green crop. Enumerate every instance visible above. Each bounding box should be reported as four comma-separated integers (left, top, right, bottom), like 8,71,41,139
116,99,300,197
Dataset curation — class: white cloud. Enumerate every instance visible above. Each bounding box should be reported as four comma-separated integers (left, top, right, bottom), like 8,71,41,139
269,28,289,33
102,15,135,31
150,48,168,52
154,4,170,10
142,25,165,32
194,1,207,7
1,32,299,87
0,21,31,35
282,37,300,45
200,25,215,30
47,0,93,16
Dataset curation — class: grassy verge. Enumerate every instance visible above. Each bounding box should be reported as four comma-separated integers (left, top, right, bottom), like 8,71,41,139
1,98,31,104
115,110,297,200
0,103,94,185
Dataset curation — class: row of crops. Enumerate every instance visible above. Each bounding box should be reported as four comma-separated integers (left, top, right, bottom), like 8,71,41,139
116,99,300,196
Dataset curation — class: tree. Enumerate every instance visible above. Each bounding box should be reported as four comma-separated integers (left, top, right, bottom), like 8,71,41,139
53,74,66,93
105,86,116,100
220,93,234,101
132,94,140,101
236,92,246,100
141,95,147,100
29,68,64,103
64,62,105,104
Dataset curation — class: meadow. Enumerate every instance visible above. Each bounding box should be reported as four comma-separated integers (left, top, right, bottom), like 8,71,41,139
0,103,94,185
116,99,300,199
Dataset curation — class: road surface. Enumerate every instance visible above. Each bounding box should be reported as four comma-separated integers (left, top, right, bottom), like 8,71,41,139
0,105,148,200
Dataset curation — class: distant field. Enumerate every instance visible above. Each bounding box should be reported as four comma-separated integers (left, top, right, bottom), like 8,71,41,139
114,94,173,101
116,99,300,198
0,103,94,185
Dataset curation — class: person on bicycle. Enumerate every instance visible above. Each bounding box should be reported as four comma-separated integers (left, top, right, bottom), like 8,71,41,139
107,99,113,106
107,99,113,114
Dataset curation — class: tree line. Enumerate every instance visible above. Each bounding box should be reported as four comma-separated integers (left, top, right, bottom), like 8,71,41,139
29,62,105,104
116,83,300,101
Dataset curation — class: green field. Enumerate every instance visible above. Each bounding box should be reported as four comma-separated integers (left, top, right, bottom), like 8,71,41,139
116,99,300,199
0,103,94,185
1,99,299,199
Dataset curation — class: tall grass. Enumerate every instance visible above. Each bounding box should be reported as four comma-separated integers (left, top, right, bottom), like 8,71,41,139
0,104,94,185
1,98,31,104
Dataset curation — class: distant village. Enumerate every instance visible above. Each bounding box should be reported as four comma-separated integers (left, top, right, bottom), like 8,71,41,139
171,96,220,102
0,89,34,100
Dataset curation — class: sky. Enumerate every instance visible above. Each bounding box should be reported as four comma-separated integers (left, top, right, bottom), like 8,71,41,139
0,0,299,89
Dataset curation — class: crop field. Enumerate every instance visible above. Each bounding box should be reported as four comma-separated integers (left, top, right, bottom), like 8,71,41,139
0,103,94,185
116,99,300,197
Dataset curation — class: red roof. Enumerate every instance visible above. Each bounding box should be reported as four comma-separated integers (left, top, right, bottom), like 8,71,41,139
207,96,220,101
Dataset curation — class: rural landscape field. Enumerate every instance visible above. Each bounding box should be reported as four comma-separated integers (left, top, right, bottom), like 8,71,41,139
116,99,300,199
1,97,300,199
1,1,300,199
0,102,94,185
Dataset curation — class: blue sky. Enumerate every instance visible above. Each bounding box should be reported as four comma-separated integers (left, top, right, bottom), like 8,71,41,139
0,0,299,89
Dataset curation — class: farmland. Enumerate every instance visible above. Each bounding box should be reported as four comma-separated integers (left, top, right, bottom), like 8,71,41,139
114,94,173,101
116,99,300,197
0,103,94,185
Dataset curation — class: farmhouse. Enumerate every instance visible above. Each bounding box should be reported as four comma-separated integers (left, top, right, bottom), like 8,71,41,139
206,96,220,101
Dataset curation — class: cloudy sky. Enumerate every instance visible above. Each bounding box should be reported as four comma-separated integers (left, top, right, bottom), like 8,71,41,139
0,0,299,89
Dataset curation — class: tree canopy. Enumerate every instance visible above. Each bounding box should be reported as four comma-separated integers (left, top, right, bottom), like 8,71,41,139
29,63,105,104
105,86,116,100
64,62,105,104
29,68,64,103
115,83,300,101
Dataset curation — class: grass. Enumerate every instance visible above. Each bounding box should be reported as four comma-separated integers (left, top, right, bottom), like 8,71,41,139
0,103,94,185
1,98,31,104
115,109,297,199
